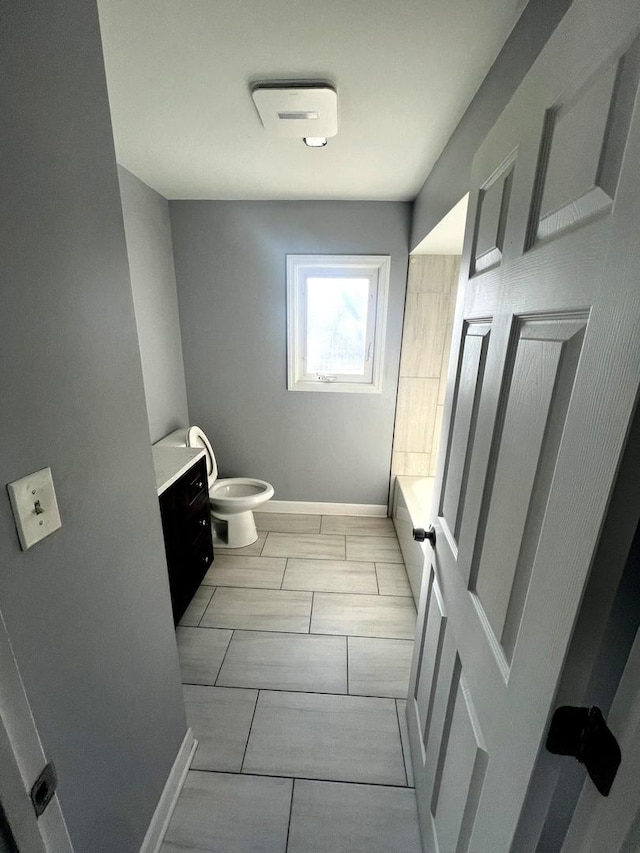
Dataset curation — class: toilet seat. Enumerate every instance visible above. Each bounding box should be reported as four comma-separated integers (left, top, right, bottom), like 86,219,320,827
186,425,218,488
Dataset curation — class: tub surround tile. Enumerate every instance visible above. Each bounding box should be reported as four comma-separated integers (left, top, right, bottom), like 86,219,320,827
399,292,450,379
217,631,347,693
375,563,413,597
203,555,286,589
347,637,414,698
393,256,459,479
320,515,396,537
287,779,422,853
183,685,258,772
407,254,460,294
396,700,415,787
262,532,346,561
176,626,233,685
346,536,403,564
255,512,321,534
391,451,432,478
393,377,440,454
178,586,215,627
200,587,312,633
160,771,292,853
311,593,416,640
242,691,406,786
282,559,378,594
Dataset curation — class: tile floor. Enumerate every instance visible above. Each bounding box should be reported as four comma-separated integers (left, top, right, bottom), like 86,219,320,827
161,513,422,853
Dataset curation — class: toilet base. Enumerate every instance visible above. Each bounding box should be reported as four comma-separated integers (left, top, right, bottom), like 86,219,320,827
211,509,258,549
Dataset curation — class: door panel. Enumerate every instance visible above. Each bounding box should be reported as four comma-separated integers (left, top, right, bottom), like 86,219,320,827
432,671,488,853
471,315,587,661
414,571,448,748
532,39,640,245
441,322,491,545
407,2,640,850
471,155,515,275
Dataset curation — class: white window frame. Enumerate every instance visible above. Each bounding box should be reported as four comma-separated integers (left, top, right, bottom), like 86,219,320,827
286,254,390,393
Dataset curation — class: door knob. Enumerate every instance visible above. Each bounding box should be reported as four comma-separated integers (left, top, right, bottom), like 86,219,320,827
413,526,436,547
546,705,621,796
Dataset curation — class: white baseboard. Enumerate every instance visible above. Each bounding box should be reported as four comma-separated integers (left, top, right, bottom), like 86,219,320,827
139,728,197,853
260,500,388,517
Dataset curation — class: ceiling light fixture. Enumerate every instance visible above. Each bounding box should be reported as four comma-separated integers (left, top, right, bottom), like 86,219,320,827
251,83,338,142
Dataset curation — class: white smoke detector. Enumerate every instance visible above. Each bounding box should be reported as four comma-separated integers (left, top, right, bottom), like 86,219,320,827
251,84,338,140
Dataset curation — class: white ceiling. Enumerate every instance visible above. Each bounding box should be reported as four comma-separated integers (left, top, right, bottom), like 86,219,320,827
413,194,469,254
97,0,527,201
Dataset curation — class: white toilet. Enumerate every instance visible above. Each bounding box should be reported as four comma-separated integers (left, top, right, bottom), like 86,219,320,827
156,426,274,548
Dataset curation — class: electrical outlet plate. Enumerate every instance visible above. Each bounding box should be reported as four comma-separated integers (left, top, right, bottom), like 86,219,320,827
7,467,62,550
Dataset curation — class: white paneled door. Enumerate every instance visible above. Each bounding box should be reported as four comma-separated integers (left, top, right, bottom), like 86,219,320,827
0,610,74,853
407,0,640,850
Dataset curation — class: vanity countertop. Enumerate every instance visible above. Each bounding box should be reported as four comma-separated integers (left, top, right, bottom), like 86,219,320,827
152,445,206,496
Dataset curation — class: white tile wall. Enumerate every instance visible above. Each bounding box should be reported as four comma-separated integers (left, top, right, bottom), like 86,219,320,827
392,254,460,479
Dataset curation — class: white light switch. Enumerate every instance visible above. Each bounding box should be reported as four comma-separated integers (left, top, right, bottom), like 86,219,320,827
7,467,62,550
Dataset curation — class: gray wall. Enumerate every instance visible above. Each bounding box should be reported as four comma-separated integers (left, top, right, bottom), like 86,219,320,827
410,0,574,249
170,201,411,505
118,166,190,442
1,3,187,852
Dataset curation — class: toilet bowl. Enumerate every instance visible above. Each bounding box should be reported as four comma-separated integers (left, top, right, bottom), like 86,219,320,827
156,426,274,548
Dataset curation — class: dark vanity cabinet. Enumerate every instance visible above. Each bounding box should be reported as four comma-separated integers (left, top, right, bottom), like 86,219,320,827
159,457,213,624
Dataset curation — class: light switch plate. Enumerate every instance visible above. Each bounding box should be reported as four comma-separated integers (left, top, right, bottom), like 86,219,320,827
7,467,62,550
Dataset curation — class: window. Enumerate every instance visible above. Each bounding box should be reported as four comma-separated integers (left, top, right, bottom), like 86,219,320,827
286,255,390,393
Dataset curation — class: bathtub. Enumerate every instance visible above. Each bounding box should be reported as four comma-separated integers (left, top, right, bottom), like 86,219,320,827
392,476,435,605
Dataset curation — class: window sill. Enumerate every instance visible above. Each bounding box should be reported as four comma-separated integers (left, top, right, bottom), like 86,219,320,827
288,379,383,394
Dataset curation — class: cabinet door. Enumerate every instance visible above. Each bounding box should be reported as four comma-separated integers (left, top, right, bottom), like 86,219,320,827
159,485,187,620
159,459,214,624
